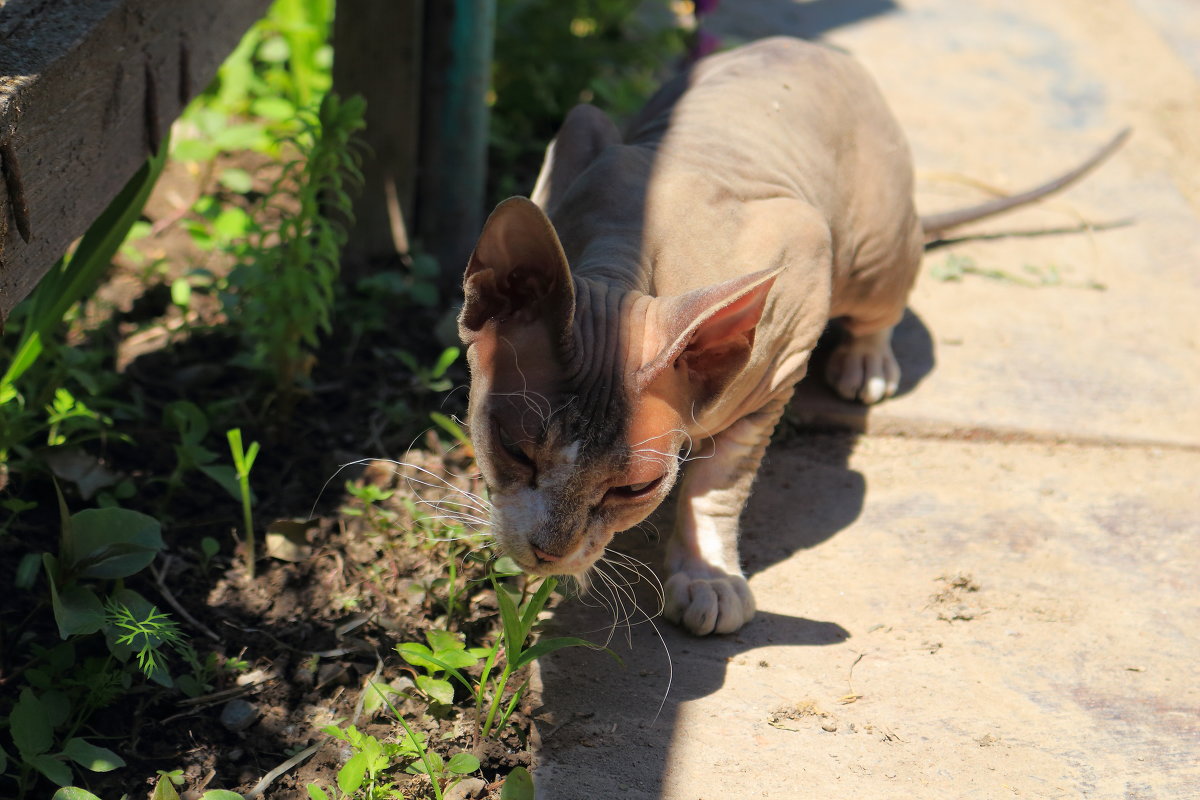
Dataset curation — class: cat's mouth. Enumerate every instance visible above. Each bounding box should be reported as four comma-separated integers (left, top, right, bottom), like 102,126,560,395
510,537,607,577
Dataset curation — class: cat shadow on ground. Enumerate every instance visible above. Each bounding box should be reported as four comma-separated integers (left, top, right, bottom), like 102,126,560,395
534,313,935,799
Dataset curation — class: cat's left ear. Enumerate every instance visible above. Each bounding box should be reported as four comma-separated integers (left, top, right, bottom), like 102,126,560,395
458,197,574,345
639,266,783,405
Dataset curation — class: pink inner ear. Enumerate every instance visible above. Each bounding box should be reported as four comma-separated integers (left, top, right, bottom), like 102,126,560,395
684,281,772,354
636,266,781,392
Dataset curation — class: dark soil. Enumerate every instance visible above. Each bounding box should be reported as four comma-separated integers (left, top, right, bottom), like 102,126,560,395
0,152,545,799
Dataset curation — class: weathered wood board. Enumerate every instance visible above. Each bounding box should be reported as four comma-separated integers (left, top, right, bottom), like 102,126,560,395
0,0,272,323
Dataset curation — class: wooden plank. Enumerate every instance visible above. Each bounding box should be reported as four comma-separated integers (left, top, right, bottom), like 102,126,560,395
0,0,272,323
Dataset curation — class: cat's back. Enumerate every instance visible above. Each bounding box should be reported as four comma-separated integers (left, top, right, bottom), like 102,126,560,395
627,37,919,295
629,37,904,199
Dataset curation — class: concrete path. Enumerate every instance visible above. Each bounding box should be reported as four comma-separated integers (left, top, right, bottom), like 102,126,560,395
529,1,1200,798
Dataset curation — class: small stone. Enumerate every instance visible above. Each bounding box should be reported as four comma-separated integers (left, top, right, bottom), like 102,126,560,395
220,699,259,732
444,777,487,800
821,720,838,732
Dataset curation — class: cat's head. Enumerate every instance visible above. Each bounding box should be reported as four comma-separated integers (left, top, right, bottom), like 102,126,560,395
458,198,778,577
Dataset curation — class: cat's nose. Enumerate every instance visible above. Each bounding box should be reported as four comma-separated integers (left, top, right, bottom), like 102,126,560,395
531,546,562,563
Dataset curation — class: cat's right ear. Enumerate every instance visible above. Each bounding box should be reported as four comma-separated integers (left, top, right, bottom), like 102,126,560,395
458,197,575,346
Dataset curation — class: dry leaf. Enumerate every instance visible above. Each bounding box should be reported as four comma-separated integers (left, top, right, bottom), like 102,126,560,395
265,519,318,561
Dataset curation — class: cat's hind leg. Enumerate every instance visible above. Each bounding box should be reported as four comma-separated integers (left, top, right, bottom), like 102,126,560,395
825,325,901,405
663,392,790,635
824,218,923,405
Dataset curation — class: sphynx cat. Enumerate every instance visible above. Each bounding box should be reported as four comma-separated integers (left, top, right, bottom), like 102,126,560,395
456,37,1126,635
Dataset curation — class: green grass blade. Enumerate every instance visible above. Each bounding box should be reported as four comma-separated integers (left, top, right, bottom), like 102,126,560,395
513,636,615,671
494,580,525,662
518,577,557,640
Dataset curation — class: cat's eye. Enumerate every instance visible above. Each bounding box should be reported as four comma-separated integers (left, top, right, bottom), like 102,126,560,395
494,421,534,468
605,475,664,501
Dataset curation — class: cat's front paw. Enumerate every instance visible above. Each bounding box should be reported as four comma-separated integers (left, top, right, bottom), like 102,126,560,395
663,570,756,635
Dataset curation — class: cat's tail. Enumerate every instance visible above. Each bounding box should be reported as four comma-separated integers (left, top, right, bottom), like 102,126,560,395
919,127,1132,240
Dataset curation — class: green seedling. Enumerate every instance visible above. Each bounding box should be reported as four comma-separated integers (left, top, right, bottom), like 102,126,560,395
340,481,398,535
398,629,491,706
479,576,600,738
396,346,459,394
163,401,242,504
226,428,261,577
338,682,481,800
104,597,186,682
400,577,606,742
315,721,430,799
199,536,221,572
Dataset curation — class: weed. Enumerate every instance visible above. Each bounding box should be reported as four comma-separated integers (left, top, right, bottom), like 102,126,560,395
225,428,261,576
930,253,1106,290
315,684,481,800
399,576,605,743
199,536,222,572
0,488,211,794
318,722,426,798
398,629,491,706
104,598,185,679
396,347,460,395
340,481,398,538
162,401,242,503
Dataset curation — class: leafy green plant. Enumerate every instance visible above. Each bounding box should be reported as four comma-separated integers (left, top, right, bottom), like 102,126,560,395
398,629,491,707
226,428,261,577
0,491,208,793
198,536,222,572
172,0,334,168
399,577,603,742
222,92,366,399
104,598,185,679
478,576,598,739
396,347,460,394
312,717,478,800
490,0,686,195
340,481,398,539
162,401,242,502
7,687,126,790
41,497,164,645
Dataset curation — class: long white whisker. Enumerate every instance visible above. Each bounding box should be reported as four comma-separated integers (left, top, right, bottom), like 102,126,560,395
592,561,633,647
604,550,665,614
583,555,675,723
